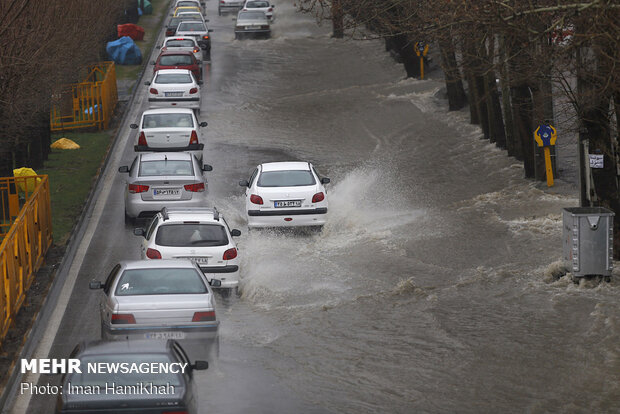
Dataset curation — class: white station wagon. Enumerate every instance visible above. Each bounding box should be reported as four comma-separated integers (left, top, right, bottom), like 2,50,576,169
239,161,330,228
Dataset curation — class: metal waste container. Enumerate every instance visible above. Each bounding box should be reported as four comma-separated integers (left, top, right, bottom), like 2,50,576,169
563,207,614,277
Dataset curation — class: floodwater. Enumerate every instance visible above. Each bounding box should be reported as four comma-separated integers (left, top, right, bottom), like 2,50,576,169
16,1,620,413
197,1,620,413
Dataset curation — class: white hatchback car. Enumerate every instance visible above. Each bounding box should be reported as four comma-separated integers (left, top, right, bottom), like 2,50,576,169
130,108,207,162
145,69,201,112
239,162,330,228
242,0,275,20
135,208,241,293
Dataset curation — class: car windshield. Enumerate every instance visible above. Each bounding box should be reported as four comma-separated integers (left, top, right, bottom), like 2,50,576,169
166,39,195,48
155,73,193,84
246,1,269,8
168,17,182,26
239,11,266,20
156,224,229,246
68,354,183,387
178,22,206,31
159,54,194,66
115,268,207,296
257,170,316,187
139,160,194,176
142,113,194,128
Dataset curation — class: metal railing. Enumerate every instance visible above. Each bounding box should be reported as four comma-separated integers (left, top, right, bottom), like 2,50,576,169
50,62,118,131
0,176,52,344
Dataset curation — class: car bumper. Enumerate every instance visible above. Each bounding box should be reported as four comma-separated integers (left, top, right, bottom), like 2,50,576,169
200,265,239,289
103,324,218,360
133,144,203,162
126,192,209,219
247,208,327,228
235,28,271,36
148,98,200,110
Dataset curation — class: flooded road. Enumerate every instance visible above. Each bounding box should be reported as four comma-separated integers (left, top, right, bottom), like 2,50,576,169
202,1,620,412
14,1,620,413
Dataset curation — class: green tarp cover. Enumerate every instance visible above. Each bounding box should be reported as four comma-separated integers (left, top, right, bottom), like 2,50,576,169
142,0,152,14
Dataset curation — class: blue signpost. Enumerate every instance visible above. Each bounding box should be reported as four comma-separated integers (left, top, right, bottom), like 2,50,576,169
534,123,557,186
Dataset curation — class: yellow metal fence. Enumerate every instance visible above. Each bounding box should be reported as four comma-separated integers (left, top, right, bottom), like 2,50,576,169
0,176,52,344
50,62,118,131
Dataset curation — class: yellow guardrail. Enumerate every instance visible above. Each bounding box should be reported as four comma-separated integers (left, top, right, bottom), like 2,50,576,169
0,176,52,344
50,61,118,131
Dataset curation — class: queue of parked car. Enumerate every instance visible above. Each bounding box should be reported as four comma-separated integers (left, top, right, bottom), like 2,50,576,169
55,1,326,412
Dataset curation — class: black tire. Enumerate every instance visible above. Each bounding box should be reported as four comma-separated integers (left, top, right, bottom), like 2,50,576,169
218,7,222,16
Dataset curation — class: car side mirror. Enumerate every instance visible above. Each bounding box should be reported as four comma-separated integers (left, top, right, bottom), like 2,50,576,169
239,180,249,187
155,45,161,49
198,80,203,85
272,4,275,7
89,281,103,290
133,228,145,237
231,229,241,237
118,166,129,173
130,124,138,129
209,279,221,287
150,61,155,65
321,177,331,184
202,164,213,172
199,121,208,127
205,19,210,22
208,29,214,32
192,360,209,370
144,81,151,86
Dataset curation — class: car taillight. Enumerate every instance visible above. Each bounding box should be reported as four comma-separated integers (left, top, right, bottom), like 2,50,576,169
189,130,199,145
111,314,136,324
192,311,216,322
260,25,269,29
149,88,158,94
268,7,272,11
250,194,263,205
146,248,162,259
189,87,198,94
128,184,149,194
138,131,147,146
203,35,209,39
223,247,237,260
184,182,205,192
193,47,200,53
312,192,325,203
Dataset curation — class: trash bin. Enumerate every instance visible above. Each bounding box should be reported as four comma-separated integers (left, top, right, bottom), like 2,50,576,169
562,207,614,277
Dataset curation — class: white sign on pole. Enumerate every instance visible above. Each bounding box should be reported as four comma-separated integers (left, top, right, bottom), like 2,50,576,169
589,154,604,169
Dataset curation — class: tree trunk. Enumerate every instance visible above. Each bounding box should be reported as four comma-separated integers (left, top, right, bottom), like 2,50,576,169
438,36,467,111
498,36,517,157
331,0,344,39
511,84,535,178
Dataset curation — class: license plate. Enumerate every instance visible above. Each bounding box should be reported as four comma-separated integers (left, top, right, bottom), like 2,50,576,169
145,332,185,339
180,257,209,264
165,92,184,97
274,200,301,208
154,188,180,196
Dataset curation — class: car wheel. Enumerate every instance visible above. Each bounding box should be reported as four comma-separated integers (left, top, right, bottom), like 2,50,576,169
235,33,239,40
218,7,222,15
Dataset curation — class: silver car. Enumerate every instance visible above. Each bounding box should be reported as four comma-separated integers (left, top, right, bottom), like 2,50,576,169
130,108,207,162
219,0,244,16
89,260,221,360
119,152,212,223
234,10,271,39
159,36,204,63
135,207,242,293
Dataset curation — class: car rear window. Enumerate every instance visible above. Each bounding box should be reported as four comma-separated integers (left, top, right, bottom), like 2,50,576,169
159,54,195,66
239,11,266,20
155,73,193,84
166,39,195,48
177,1,199,6
156,224,229,246
257,170,316,187
246,1,269,7
115,268,207,296
178,22,206,31
139,160,194,176
69,354,182,387
143,113,194,128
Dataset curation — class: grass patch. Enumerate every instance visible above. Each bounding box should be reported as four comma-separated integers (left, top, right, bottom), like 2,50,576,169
115,0,170,82
40,132,112,245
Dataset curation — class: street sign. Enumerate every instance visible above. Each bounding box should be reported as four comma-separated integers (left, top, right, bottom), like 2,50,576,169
414,42,429,80
589,154,604,169
534,123,558,187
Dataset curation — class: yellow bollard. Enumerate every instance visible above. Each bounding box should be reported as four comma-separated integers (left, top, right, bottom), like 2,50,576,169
534,123,558,187
543,146,554,186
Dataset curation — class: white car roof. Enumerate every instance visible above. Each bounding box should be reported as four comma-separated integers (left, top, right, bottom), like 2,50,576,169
139,152,193,162
121,259,198,270
261,161,311,172
161,210,222,223
164,36,198,44
142,107,195,115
